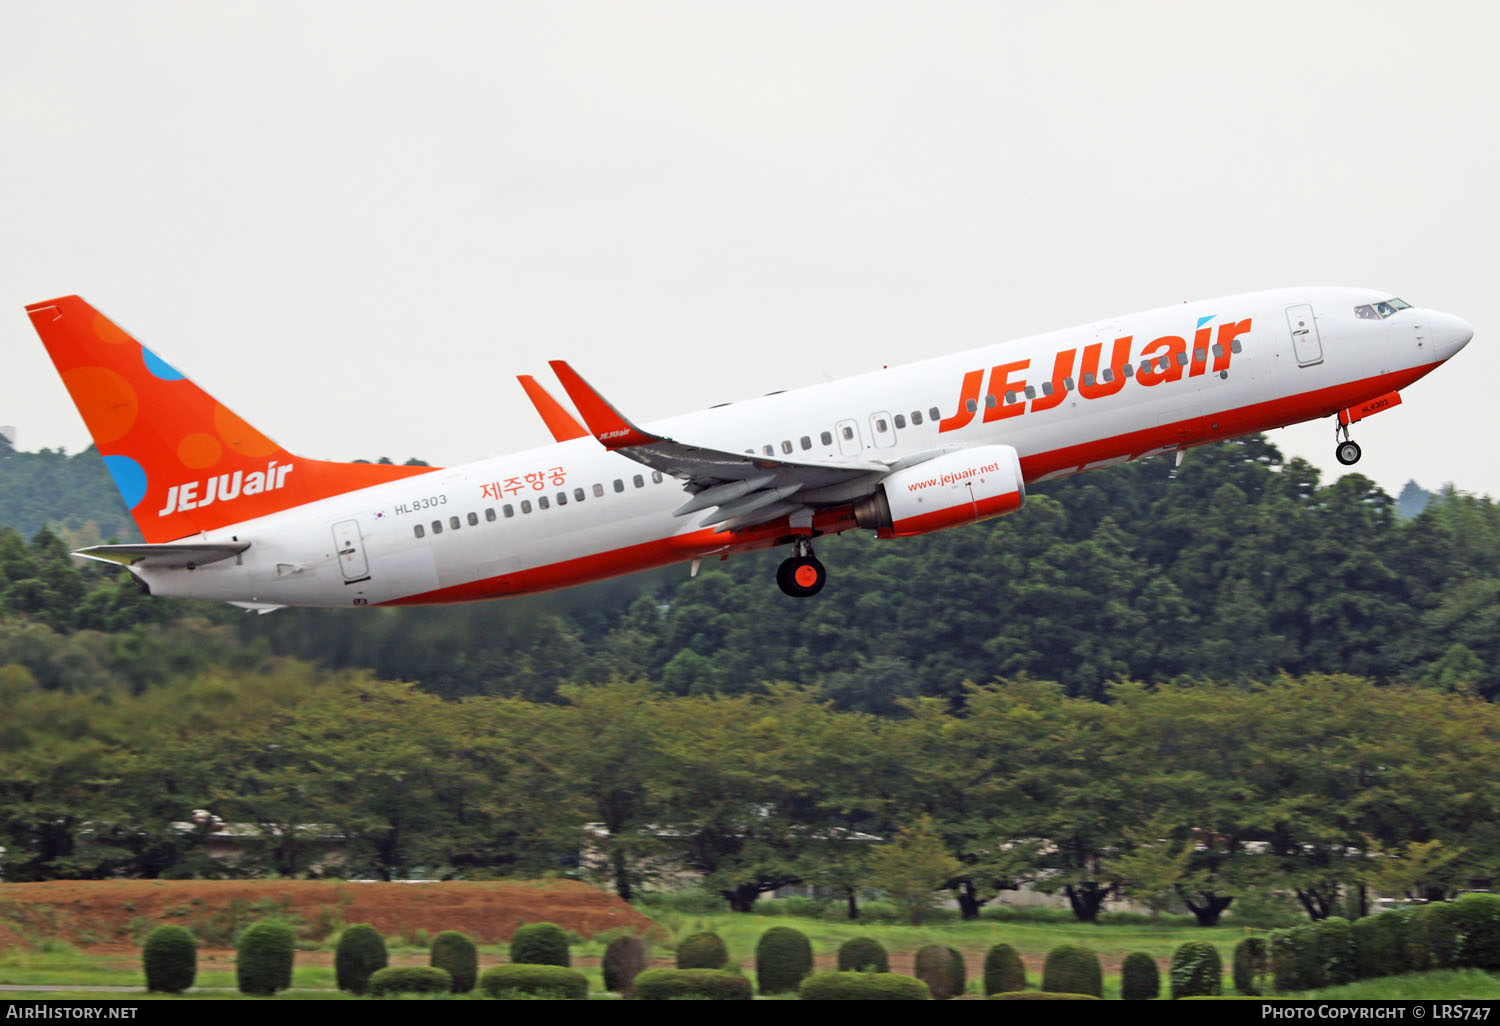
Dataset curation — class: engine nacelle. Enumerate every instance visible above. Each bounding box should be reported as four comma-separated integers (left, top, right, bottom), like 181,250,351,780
852,444,1026,538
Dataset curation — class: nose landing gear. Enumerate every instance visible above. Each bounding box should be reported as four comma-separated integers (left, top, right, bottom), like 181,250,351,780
777,536,827,597
1335,420,1362,466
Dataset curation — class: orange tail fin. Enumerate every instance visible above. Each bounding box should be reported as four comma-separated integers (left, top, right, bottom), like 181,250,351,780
26,295,438,543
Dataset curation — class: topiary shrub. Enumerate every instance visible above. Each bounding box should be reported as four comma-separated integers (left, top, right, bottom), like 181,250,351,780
799,972,930,1000
1397,907,1431,973
1232,936,1270,995
1041,945,1102,998
236,919,295,996
603,935,649,995
837,936,889,974
1121,951,1160,1000
480,964,589,1000
430,930,478,993
1169,941,1222,998
335,923,388,995
143,925,197,994
510,922,570,967
1420,903,1462,969
1455,893,1500,969
632,968,752,1000
983,942,1026,995
1311,917,1356,986
1270,925,1322,992
755,926,813,994
368,966,452,996
914,943,965,1000
676,930,729,969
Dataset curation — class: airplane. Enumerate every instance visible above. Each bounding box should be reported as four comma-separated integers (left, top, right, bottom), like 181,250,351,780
25,287,1473,610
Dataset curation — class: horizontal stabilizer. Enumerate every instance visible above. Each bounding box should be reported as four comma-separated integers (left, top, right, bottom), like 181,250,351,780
75,540,250,569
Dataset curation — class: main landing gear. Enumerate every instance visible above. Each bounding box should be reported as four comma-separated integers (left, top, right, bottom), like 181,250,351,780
1335,420,1363,466
777,536,827,598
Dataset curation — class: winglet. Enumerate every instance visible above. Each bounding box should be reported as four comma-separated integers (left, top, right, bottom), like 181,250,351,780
547,360,660,450
517,375,589,442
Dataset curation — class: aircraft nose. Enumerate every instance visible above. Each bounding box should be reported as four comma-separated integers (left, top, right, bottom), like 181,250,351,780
1428,309,1474,361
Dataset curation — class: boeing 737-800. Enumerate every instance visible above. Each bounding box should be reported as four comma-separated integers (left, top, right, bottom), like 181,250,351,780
25,288,1473,609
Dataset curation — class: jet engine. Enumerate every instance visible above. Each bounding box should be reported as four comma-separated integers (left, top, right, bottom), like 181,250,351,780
852,444,1026,538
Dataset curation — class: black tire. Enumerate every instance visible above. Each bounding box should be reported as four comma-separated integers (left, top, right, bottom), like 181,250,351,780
1336,440,1362,465
777,556,826,597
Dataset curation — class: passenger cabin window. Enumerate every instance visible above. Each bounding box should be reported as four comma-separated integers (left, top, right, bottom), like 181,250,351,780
521,500,532,514
593,483,604,498
800,435,812,450
431,520,443,534
575,487,585,502
841,426,855,440
874,418,888,433
485,508,496,522
633,474,644,488
556,491,567,506
821,430,833,445
781,440,793,454
763,445,775,456
414,524,425,538
928,406,940,421
652,471,663,483
613,479,625,493
894,414,906,429
449,516,460,530
911,410,923,425
467,512,478,526
538,496,550,510
504,504,515,518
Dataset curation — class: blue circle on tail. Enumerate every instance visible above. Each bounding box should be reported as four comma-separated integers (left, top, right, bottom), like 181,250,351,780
142,347,185,381
102,455,149,510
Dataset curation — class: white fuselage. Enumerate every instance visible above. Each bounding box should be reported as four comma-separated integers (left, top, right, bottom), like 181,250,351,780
135,287,1470,608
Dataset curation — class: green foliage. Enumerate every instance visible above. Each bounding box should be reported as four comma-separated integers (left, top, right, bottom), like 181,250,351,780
631,968,752,1001
990,991,1101,1000
235,919,294,996
1271,927,1323,992
510,921,570,967
334,923,388,995
479,964,588,1000
1232,936,1270,995
1169,940,1222,998
865,815,963,925
836,936,888,973
429,930,477,993
1454,893,1500,969
368,966,452,996
798,972,930,1000
914,944,966,1000
1352,911,1404,980
983,942,1026,995
1398,908,1432,973
1121,951,1160,1000
755,925,813,994
1420,903,1463,969
1311,917,1356,986
676,930,728,969
602,935,648,995
1041,945,1101,997
142,925,196,993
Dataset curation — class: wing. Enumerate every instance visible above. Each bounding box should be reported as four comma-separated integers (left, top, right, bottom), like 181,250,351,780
548,360,889,531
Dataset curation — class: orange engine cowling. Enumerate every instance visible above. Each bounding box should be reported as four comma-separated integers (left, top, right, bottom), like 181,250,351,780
852,444,1026,538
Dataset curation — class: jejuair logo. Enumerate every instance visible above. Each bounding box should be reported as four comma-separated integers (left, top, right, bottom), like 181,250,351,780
938,315,1253,433
157,461,295,516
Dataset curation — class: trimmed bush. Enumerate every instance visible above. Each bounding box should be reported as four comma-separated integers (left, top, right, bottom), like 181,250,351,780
1041,945,1102,998
914,944,966,1000
755,926,813,995
430,930,478,993
1455,893,1500,969
335,923,388,995
480,964,589,1000
1311,917,1356,986
603,935,649,995
799,972,930,1000
143,925,197,994
632,968,752,1000
676,931,729,969
236,919,295,996
991,992,1100,1000
1420,903,1463,969
1232,936,1270,995
983,942,1026,995
837,936,889,974
1121,951,1160,1000
1169,941,1222,998
1270,926,1320,992
369,966,452,996
1397,907,1431,972
510,922,570,967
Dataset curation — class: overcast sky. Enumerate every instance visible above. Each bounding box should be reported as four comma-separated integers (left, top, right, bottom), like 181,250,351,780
3,1,1496,502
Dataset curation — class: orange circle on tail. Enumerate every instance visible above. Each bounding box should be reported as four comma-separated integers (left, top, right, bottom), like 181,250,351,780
60,366,138,444
92,314,132,345
212,404,280,458
177,433,223,469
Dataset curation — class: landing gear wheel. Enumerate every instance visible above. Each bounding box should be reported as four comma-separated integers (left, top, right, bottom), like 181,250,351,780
1336,440,1363,466
777,556,827,598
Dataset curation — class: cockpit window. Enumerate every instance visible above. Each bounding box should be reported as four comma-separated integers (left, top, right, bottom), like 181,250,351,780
1355,298,1411,320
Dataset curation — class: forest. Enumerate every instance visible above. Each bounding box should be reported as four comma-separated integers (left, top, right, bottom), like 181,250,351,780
1,431,1498,924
